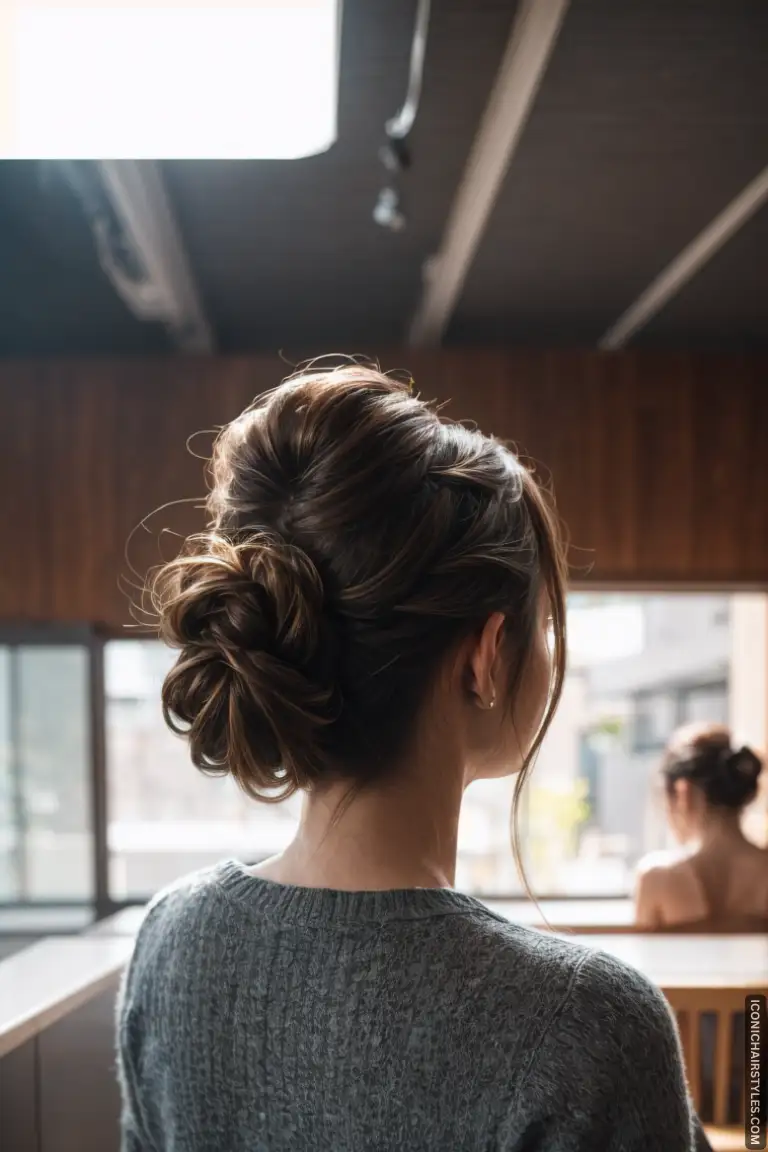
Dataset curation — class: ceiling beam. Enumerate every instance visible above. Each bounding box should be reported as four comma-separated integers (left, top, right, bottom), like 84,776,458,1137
599,165,768,351
96,160,214,354
408,0,570,347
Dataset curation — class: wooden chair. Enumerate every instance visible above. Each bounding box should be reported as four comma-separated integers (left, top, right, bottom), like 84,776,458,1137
665,984,764,1151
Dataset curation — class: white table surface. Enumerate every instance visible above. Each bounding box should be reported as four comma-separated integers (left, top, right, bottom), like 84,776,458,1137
556,933,768,991
0,936,134,1058
485,898,634,929
88,906,149,937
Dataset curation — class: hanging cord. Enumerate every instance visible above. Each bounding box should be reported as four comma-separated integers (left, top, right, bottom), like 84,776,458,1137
385,0,432,141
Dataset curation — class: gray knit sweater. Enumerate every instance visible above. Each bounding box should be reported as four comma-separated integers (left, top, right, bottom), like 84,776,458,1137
118,860,695,1151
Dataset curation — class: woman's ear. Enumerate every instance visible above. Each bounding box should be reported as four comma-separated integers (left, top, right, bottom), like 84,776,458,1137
466,612,506,709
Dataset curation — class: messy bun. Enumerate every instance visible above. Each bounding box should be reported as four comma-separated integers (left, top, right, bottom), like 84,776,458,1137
153,532,340,799
150,364,567,804
662,723,763,811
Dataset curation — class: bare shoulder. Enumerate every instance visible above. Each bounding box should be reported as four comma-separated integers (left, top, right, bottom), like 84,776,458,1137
635,848,705,927
635,847,692,878
724,838,768,877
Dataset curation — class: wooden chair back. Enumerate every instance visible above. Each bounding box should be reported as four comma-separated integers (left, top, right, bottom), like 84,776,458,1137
664,985,763,1128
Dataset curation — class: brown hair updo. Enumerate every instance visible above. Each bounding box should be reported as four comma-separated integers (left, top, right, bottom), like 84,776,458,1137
151,365,567,809
663,723,763,811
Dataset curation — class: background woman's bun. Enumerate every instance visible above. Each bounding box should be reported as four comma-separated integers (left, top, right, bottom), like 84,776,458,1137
707,745,763,808
153,532,340,798
663,723,763,810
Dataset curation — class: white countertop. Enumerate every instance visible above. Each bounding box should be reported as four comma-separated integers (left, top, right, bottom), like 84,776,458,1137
0,936,134,1058
88,906,149,937
555,932,768,990
485,898,634,929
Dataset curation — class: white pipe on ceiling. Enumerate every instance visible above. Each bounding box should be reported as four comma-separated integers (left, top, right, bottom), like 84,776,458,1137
408,0,570,347
599,165,768,351
96,160,214,354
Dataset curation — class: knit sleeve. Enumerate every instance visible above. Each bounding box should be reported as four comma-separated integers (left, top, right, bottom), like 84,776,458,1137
116,902,168,1152
117,996,153,1151
506,949,696,1151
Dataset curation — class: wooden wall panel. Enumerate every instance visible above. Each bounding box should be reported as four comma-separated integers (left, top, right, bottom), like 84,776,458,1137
0,350,766,626
0,1038,38,1152
37,986,121,1152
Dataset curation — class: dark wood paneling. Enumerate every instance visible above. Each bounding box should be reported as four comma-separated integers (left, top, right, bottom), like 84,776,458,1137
0,1038,38,1152
37,985,121,1152
0,986,121,1152
0,351,766,626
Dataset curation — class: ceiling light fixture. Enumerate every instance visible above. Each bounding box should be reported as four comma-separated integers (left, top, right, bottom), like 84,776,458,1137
3,2,341,160
373,187,406,233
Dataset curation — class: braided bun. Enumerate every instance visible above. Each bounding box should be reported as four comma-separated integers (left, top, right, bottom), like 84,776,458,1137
152,532,340,798
147,364,567,802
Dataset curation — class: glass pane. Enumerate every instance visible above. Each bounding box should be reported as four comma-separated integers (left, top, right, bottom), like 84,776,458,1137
16,646,92,900
0,648,18,900
457,776,517,894
514,592,736,897
106,640,300,899
683,686,728,726
633,692,678,751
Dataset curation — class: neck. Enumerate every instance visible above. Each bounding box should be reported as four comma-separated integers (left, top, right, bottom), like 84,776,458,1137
256,741,467,892
697,807,744,848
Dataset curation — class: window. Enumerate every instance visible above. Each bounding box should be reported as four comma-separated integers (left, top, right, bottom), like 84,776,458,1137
682,685,729,727
458,593,761,896
105,593,766,901
633,692,679,752
105,640,300,900
0,635,93,903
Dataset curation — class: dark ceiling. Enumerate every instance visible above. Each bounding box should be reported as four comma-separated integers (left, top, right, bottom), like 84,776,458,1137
1,0,766,358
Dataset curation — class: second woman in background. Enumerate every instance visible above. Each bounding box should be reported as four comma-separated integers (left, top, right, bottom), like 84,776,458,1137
635,723,768,929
